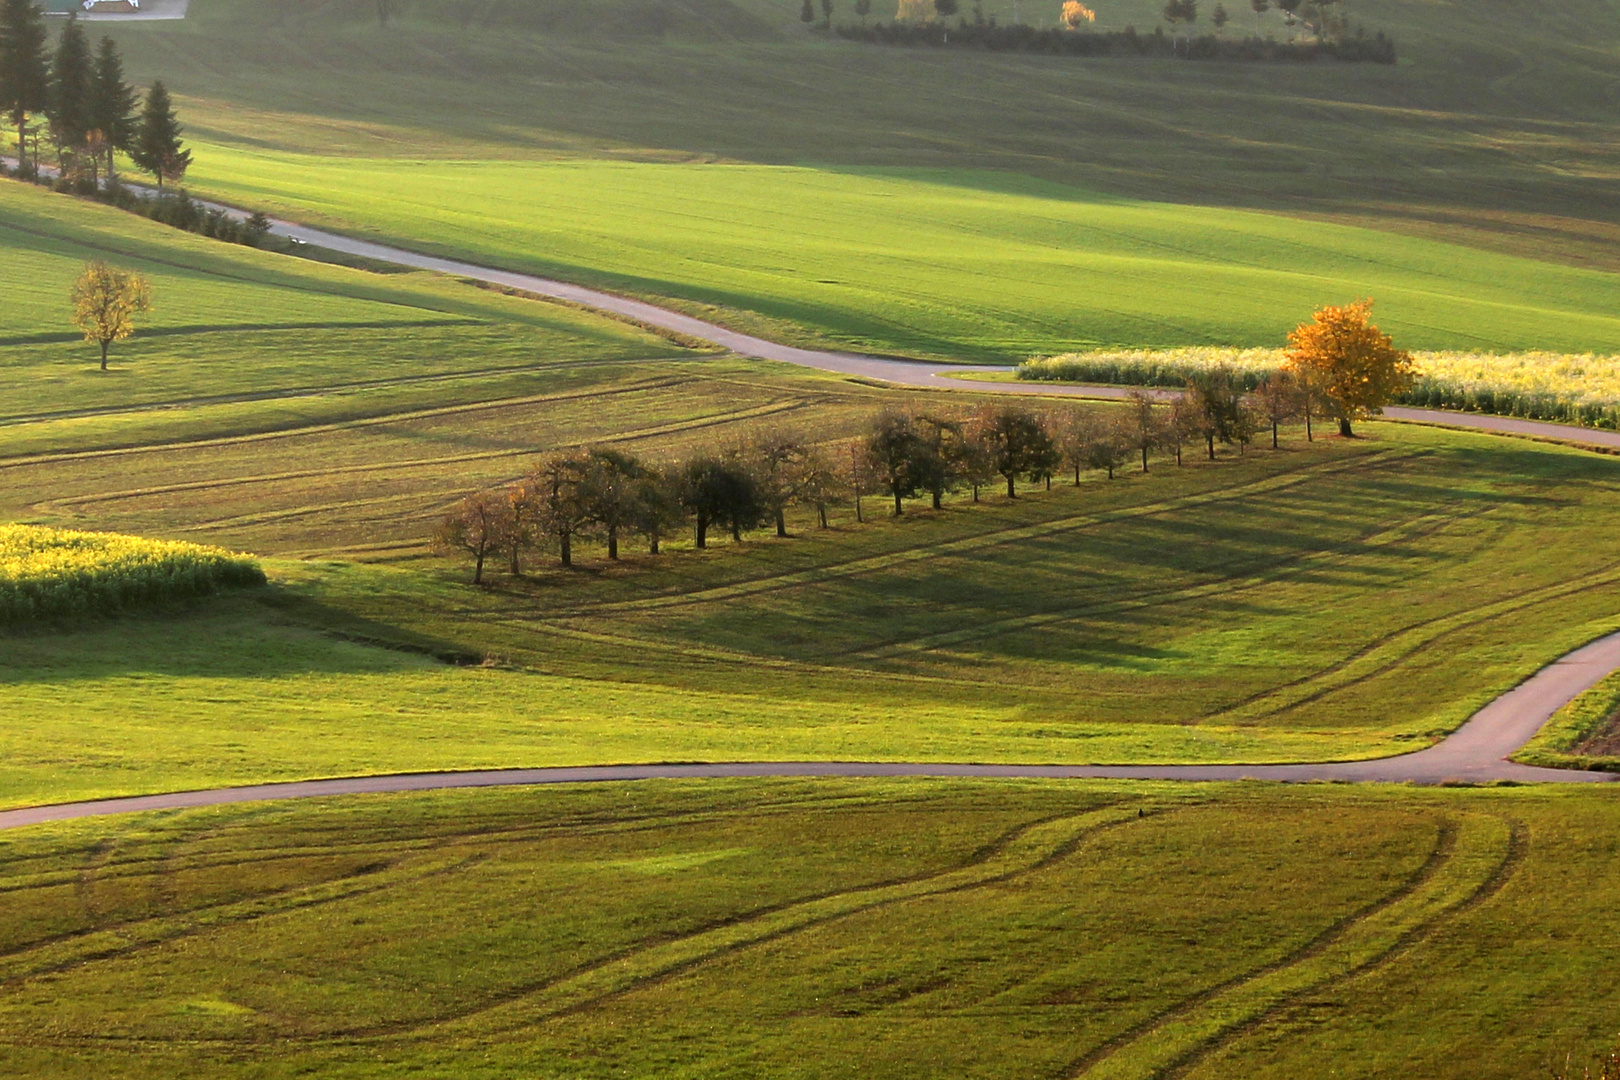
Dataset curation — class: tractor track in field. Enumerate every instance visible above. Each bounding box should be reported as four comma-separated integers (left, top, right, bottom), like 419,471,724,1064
517,494,1491,689
487,449,1413,622
0,356,662,430
846,497,1501,664
1061,812,1516,1080
25,394,813,519
10,804,1153,1047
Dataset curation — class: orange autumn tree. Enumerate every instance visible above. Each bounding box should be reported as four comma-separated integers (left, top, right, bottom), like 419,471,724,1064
1061,1,1096,28
1283,299,1414,437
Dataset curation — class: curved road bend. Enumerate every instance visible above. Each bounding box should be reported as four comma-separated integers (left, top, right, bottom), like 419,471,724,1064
262,219,1620,449
3,208,1615,832
2,629,1616,833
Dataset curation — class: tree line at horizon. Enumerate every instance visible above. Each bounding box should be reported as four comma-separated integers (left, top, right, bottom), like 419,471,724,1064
434,300,1412,583
0,1,190,187
829,0,1392,61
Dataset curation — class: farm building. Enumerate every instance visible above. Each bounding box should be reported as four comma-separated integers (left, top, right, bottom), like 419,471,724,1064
42,0,141,11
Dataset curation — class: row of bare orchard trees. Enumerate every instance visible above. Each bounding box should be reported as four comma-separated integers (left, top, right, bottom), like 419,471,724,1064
434,371,1325,584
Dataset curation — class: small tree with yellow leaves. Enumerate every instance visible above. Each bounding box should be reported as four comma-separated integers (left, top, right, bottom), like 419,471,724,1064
71,261,152,371
1061,1,1096,28
1283,299,1414,437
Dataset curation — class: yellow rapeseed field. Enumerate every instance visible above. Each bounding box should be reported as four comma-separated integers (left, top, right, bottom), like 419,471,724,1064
0,525,264,622
1018,349,1620,428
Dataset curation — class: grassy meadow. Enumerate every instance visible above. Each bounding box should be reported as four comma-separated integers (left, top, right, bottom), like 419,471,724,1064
47,0,1620,359
4,7,1620,1076
184,153,1620,360
2,779,1618,1078
4,178,1620,806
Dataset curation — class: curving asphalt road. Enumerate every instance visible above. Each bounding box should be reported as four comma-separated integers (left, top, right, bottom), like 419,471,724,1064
1,200,1616,833
265,218,1620,449
1,626,1615,834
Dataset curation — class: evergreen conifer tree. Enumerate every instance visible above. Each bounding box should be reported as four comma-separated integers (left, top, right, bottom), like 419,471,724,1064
0,0,49,176
130,80,190,188
87,37,137,180
47,13,92,164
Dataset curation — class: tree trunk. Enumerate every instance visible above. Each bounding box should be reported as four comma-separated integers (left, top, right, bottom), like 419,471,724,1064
1206,435,1215,460
1005,474,1016,498
607,527,618,560
1141,446,1149,472
817,503,828,528
1073,464,1081,486
650,535,660,555
972,483,980,502
1045,476,1051,490
1175,444,1182,466
775,508,787,537
1271,421,1279,449
695,514,708,549
731,520,742,542
892,490,903,516
99,340,109,371
559,530,572,567
509,546,521,576
1339,417,1353,437
473,551,484,584
1106,463,1114,479
1305,408,1313,442
854,494,863,523
932,489,942,509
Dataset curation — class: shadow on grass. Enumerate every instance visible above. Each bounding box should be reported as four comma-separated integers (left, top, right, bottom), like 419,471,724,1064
0,585,481,685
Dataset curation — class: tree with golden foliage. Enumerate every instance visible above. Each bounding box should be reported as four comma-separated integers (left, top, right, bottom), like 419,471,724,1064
1061,0,1096,28
1283,299,1414,437
71,261,151,371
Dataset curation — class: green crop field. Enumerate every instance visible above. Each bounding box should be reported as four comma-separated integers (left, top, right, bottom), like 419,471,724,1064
184,153,1620,360
2,779,1618,1079
5,180,1620,809
6,6,1620,1072
70,0,1620,359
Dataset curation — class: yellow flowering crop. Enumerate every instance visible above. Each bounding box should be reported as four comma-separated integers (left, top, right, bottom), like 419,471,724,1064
0,524,265,622
1019,348,1620,429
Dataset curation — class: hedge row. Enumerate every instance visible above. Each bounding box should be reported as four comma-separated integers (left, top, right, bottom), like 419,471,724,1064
834,23,1397,62
0,525,266,623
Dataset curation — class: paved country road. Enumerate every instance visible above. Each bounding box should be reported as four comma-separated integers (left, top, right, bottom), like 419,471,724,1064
265,218,1620,449
2,628,1616,833
3,199,1617,833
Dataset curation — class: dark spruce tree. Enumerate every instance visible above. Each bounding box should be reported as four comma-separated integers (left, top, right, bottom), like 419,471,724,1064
87,37,138,181
0,0,49,177
46,13,91,169
130,80,190,188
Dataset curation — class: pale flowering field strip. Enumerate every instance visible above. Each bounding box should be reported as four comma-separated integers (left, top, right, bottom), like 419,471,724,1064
1019,348,1620,429
0,525,265,622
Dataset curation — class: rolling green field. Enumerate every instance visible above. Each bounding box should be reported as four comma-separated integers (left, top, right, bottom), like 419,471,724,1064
63,0,1620,359
187,154,1620,359
2,779,1617,1079
4,182,1620,807
6,7,1620,1076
